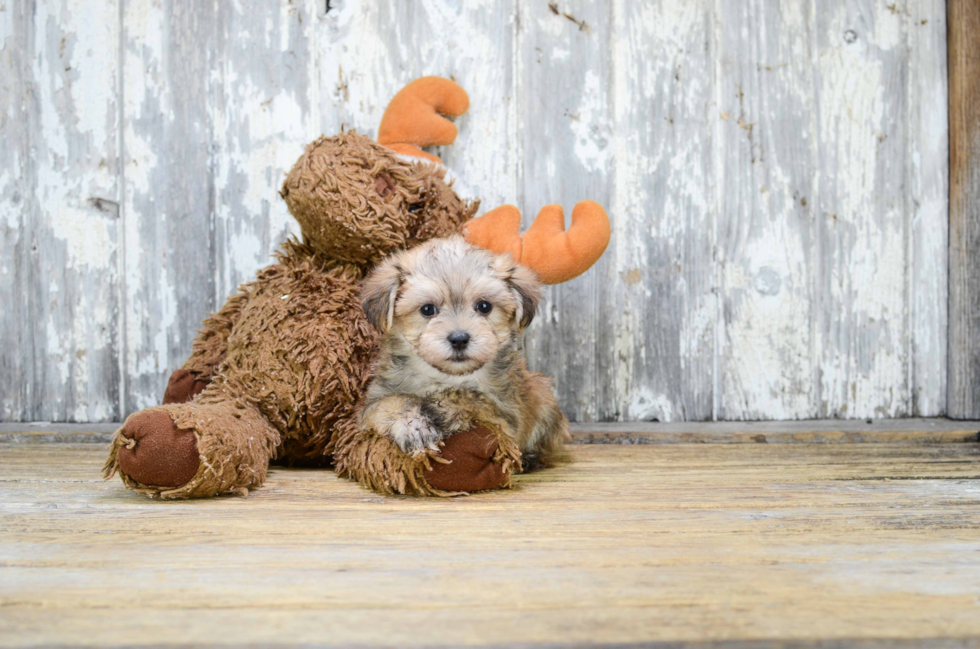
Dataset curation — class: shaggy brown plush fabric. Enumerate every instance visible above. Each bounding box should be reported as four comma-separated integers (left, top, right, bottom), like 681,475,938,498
281,134,475,266
104,129,496,499
162,369,208,405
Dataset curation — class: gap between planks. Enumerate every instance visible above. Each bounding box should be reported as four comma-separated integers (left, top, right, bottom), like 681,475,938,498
0,418,977,445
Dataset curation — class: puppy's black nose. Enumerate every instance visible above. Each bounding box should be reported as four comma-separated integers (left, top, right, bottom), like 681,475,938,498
448,331,470,351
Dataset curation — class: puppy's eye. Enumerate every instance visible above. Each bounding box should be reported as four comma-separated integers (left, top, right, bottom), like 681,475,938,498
420,304,438,317
475,300,493,315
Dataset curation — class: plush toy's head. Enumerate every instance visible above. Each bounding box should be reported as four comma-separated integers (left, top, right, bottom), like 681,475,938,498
280,132,475,265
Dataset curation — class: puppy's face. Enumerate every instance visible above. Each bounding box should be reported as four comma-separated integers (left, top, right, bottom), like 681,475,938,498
362,236,540,376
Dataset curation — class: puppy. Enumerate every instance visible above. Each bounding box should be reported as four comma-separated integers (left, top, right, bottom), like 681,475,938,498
359,235,569,470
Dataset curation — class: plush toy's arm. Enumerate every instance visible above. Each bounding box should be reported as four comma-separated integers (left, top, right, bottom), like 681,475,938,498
463,201,611,284
163,288,250,404
181,288,251,382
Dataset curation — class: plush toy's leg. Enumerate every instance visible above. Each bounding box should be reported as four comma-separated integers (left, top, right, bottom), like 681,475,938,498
103,399,280,499
332,417,521,497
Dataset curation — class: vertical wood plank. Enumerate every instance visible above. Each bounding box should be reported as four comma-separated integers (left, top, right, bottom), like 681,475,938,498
518,1,611,422
211,0,317,301
908,0,947,416
0,0,122,421
315,0,519,212
35,0,122,421
813,0,910,418
607,1,715,422
121,0,216,413
715,0,817,420
947,0,980,419
0,0,35,421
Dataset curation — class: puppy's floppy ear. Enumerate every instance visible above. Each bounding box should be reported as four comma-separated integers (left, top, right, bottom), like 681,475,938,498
500,260,541,329
361,257,404,332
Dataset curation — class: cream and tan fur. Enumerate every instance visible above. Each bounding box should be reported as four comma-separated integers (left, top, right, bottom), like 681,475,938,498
359,236,570,470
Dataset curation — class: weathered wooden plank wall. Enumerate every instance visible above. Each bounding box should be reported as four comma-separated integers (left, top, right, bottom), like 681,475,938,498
1,0,121,422
611,1,716,422
0,0,949,423
947,0,980,419
121,0,216,417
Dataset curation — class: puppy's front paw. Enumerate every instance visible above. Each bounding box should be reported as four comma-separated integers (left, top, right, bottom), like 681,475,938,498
388,415,443,456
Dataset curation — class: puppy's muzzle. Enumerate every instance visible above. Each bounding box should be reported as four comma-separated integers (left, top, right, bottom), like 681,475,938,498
448,331,470,352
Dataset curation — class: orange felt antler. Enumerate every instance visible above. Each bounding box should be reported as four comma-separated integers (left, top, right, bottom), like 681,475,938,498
464,201,611,284
377,77,469,163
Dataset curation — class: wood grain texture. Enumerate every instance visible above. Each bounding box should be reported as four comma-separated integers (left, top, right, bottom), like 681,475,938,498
568,417,980,444
1,443,979,646
519,1,611,422
608,1,715,422
0,1,953,423
947,0,980,419
908,0,948,416
814,0,912,418
120,0,217,412
211,0,315,302
715,0,816,419
2,418,978,445
1,0,122,422
0,0,35,421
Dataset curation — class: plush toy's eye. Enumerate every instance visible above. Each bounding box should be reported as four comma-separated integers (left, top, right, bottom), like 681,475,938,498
420,304,438,317
375,174,395,198
475,300,493,315
407,203,424,214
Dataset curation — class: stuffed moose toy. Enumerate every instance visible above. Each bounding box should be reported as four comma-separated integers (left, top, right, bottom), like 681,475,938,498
104,77,610,498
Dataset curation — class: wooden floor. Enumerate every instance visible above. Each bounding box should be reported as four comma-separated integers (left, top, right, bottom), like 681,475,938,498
1,441,979,647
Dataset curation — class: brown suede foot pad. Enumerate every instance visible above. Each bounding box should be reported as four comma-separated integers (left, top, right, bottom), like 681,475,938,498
425,426,508,492
117,410,200,488
162,369,209,405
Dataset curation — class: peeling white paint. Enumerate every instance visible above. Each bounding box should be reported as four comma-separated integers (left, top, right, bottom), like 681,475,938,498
629,387,674,423
1,0,952,422
13,0,122,422
0,166,21,229
908,0,948,416
569,70,611,173
213,73,309,293
815,2,912,418
0,6,13,47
